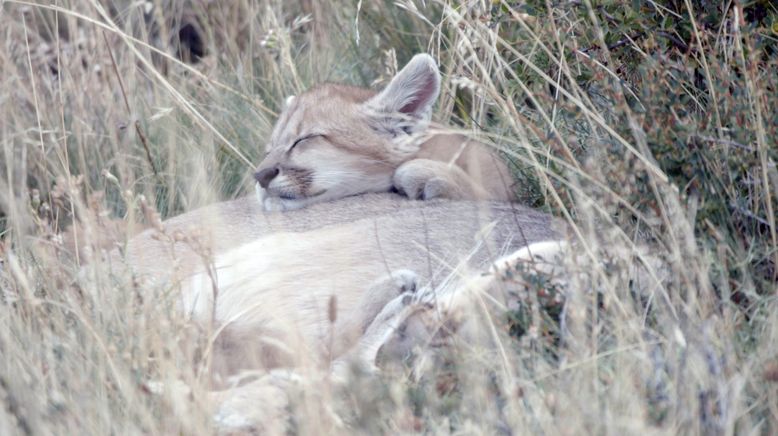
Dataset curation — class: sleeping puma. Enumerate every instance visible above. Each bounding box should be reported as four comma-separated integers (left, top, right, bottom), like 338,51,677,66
124,194,560,380
253,54,516,211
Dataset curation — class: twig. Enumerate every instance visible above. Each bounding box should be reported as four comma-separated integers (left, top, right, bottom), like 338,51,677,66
693,134,755,152
607,32,644,51
730,201,771,227
21,12,45,157
656,31,691,53
102,31,159,178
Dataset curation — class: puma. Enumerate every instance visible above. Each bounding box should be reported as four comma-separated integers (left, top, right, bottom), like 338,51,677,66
253,54,517,211
120,57,556,431
123,194,561,380
210,239,571,432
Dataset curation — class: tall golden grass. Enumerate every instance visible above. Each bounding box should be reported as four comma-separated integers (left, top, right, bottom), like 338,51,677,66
0,0,776,434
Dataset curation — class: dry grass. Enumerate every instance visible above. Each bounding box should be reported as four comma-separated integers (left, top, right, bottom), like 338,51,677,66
1,0,777,434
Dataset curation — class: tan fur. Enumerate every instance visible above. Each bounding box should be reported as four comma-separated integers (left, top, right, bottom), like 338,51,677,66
253,54,516,211
120,193,564,432
122,194,561,381
121,57,553,429
373,241,571,363
210,240,571,433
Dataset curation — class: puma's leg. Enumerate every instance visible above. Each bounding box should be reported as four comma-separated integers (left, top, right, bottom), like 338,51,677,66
327,269,418,358
332,288,430,379
354,269,418,332
393,158,489,200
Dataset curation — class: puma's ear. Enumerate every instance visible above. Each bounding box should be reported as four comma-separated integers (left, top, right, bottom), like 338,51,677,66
366,54,441,125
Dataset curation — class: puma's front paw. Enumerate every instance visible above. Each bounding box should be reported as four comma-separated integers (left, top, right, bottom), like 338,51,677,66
393,159,467,201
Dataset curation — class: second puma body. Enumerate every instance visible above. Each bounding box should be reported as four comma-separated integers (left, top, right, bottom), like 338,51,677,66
123,194,561,377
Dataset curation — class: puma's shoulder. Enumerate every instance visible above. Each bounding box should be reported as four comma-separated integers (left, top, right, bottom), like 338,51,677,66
394,133,516,201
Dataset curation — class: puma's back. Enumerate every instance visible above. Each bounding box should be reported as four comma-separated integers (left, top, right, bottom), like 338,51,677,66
252,54,517,212
122,194,560,375
124,193,558,283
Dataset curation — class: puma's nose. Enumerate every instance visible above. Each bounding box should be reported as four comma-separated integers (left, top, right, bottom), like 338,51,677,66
254,167,279,188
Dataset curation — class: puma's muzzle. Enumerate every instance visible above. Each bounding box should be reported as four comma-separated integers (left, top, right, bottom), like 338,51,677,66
254,167,279,188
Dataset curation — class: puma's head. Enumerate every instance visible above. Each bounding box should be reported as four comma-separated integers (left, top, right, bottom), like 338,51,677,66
254,54,441,211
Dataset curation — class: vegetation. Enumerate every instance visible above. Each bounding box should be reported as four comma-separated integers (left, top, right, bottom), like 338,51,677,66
0,0,776,434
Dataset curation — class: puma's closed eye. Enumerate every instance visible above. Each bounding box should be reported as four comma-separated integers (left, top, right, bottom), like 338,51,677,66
289,134,321,151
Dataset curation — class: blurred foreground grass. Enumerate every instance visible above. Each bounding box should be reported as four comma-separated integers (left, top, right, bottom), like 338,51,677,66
0,0,776,434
